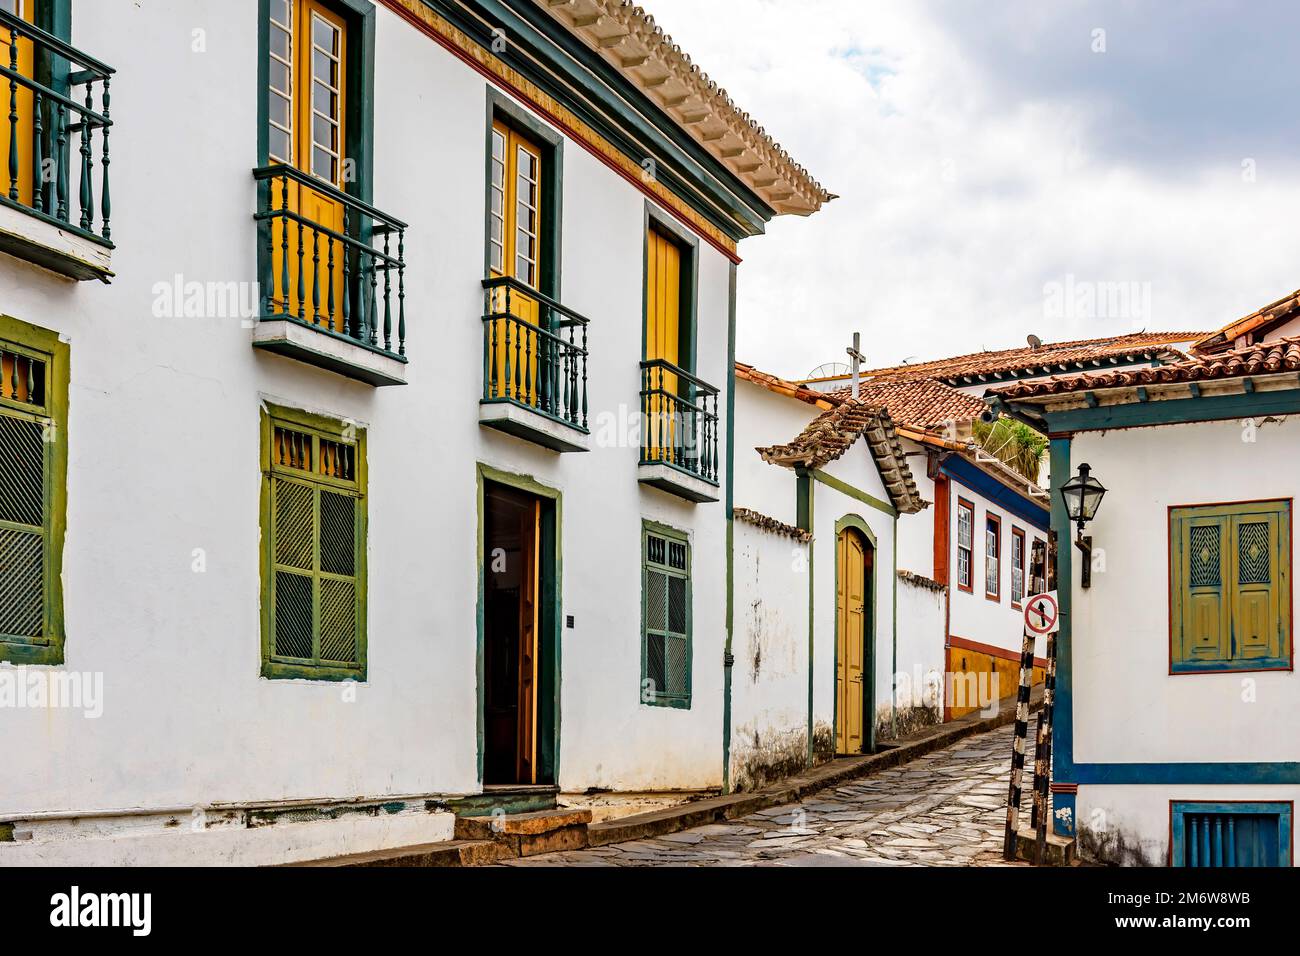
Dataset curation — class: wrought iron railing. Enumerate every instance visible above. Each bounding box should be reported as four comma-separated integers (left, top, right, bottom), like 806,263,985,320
0,9,113,244
254,164,407,358
640,358,719,484
481,276,589,431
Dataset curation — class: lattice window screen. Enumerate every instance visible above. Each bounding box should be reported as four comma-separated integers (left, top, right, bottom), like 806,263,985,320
643,528,690,702
266,418,363,674
0,346,50,645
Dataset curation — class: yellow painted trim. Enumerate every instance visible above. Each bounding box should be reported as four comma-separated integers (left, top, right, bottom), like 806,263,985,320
378,0,737,258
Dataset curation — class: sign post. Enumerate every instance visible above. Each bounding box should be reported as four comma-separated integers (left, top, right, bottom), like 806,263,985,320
1003,592,1059,862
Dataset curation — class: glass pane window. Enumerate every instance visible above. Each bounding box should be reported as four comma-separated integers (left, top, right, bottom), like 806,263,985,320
309,13,343,184
489,129,506,274
267,1,294,165
514,145,540,286
985,517,1000,599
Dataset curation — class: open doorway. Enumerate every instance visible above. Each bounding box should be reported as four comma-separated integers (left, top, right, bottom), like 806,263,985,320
482,479,558,786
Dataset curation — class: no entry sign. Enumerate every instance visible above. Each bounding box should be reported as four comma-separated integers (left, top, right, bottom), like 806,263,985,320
1024,592,1059,635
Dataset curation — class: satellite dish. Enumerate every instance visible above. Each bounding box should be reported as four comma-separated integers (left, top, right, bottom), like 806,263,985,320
804,362,851,392
1027,334,1043,350
806,362,850,380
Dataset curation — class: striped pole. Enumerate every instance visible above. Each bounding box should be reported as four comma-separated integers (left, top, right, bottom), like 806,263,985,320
1032,631,1058,865
1002,626,1036,860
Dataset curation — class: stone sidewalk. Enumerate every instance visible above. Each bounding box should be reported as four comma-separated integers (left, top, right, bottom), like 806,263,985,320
504,723,1028,866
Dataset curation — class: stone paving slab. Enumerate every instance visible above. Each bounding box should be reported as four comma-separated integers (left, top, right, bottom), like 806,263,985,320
503,723,1038,868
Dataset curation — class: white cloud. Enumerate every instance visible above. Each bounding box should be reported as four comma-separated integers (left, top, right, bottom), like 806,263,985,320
645,0,1300,377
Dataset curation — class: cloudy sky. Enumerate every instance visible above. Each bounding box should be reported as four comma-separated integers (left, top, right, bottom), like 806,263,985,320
646,0,1300,379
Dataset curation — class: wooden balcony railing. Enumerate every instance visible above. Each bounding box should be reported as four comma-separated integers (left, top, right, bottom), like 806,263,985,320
0,8,113,245
254,164,407,358
481,276,589,432
640,359,720,485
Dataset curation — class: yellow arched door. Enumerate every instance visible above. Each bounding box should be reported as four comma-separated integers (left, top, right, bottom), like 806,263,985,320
836,528,870,755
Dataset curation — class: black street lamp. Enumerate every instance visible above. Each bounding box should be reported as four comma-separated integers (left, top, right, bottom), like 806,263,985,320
1060,463,1106,588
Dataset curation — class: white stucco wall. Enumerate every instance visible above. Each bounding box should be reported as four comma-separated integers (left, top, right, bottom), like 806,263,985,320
0,0,741,862
729,522,809,791
1070,417,1299,765
1066,415,1300,865
945,474,1049,662
895,438,936,578
894,577,945,726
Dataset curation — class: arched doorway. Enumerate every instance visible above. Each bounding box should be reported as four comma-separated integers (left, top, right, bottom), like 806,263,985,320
835,523,874,755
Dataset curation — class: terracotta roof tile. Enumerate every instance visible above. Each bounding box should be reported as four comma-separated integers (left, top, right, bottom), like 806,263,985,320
1194,287,1300,353
733,508,812,543
827,377,988,429
994,336,1300,400
816,331,1205,386
756,399,926,514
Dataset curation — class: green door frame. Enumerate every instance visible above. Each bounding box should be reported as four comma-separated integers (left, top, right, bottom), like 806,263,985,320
476,463,563,787
834,514,877,755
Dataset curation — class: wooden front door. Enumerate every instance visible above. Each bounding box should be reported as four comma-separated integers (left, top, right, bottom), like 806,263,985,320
836,528,870,755
268,0,348,329
484,483,541,785
0,0,36,209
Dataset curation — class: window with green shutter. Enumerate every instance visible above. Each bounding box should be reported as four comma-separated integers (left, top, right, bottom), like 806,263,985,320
641,521,691,708
260,404,367,681
0,315,67,666
1170,500,1291,673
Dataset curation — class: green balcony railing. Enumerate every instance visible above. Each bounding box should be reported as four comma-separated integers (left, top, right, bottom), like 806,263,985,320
481,276,589,431
0,8,113,245
640,359,719,485
254,164,407,358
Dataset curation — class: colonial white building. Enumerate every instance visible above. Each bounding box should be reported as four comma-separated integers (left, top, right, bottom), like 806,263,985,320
729,366,926,790
992,305,1300,867
0,0,829,864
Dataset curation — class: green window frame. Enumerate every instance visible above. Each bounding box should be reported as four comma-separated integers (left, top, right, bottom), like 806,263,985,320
0,314,68,666
641,520,691,708
1170,499,1292,674
260,403,367,681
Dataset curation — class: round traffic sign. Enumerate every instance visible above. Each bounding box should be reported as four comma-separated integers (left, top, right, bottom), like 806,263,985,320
1024,592,1058,634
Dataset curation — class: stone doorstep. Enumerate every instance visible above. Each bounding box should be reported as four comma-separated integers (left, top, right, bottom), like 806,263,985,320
1013,826,1078,866
455,807,592,839
455,807,593,858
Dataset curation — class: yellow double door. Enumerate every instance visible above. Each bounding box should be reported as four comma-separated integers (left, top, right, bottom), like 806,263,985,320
835,529,869,755
487,120,547,406
0,0,37,209
644,226,682,460
269,0,348,332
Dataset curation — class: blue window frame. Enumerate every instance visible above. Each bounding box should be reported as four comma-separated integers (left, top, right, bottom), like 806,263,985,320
1171,801,1292,867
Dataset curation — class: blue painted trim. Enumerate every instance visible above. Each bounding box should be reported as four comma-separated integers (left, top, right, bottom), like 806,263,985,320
1014,387,1300,434
1075,763,1300,785
1049,437,1074,780
940,455,1049,530
1172,657,1290,674
1171,801,1292,867
1052,791,1077,838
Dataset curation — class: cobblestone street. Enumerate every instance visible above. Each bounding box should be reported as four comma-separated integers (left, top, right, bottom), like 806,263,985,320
507,723,1027,867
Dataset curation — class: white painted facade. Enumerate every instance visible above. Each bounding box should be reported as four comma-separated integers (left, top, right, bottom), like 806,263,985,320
730,378,916,780
1064,417,1299,865
0,0,805,864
